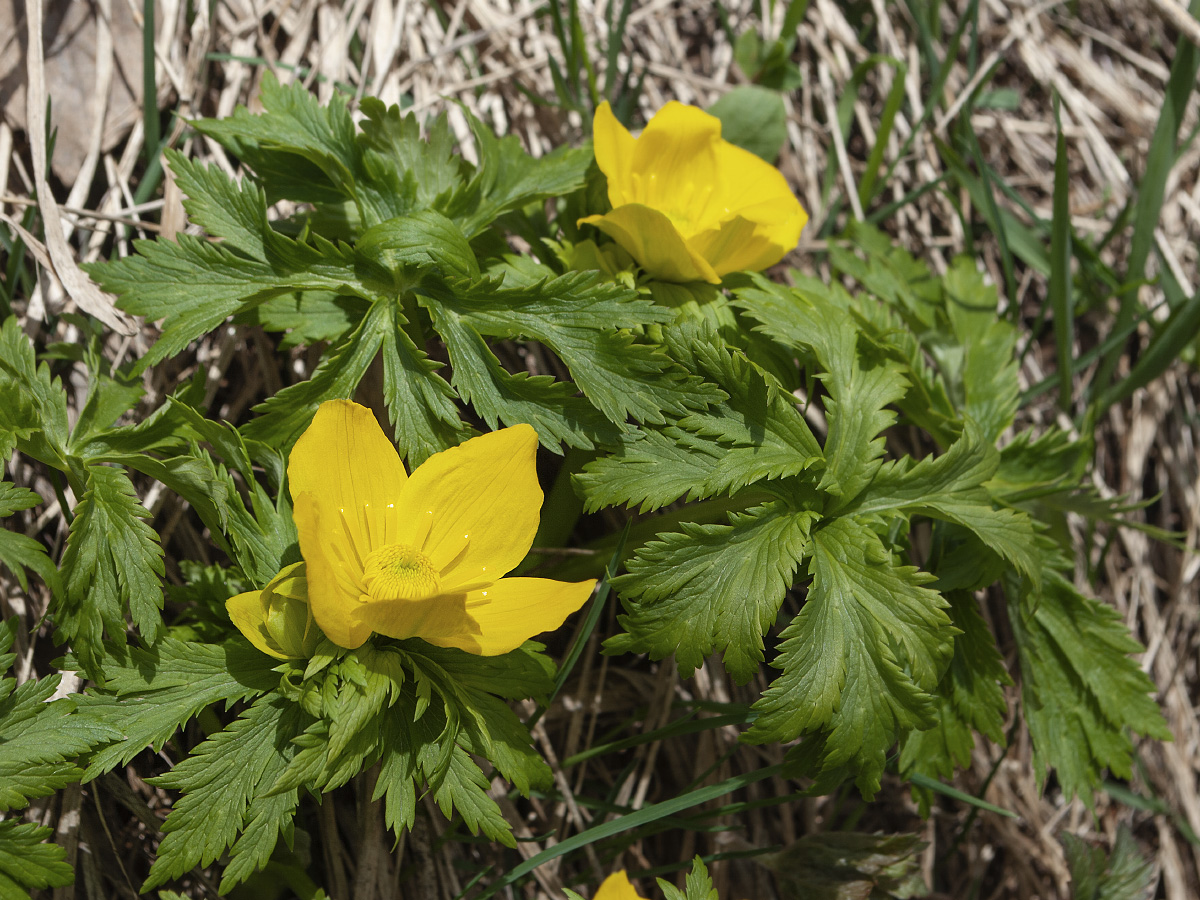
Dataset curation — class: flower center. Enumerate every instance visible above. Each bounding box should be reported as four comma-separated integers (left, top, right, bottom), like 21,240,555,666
362,544,441,601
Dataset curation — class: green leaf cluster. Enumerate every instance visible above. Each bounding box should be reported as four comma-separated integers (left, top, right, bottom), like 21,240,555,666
77,634,554,891
86,75,717,471
586,226,1164,799
0,618,120,899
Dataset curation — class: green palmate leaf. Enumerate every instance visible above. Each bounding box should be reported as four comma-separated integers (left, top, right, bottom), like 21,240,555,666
429,304,617,451
427,263,719,426
575,425,729,513
246,291,359,348
665,322,823,493
100,450,234,542
735,276,909,508
827,232,1019,447
611,503,817,683
845,421,1040,586
378,301,471,466
0,619,120,815
1010,567,1170,804
746,517,956,797
57,463,165,678
833,221,941,331
268,641,552,860
68,368,144,451
88,223,372,374
847,296,959,442
76,638,280,778
899,592,1011,807
144,697,306,891
0,483,39,517
87,147,403,374
449,110,592,238
166,150,275,258
428,741,516,847
193,73,362,209
240,306,384,450
0,317,70,468
1064,826,1156,900
709,84,789,163
196,77,585,238
358,100,465,218
0,819,74,899
991,427,1091,500
659,857,719,900
0,677,117,812
941,258,1020,441
408,643,553,793
241,289,468,464
221,786,301,893
577,323,822,512
359,208,479,279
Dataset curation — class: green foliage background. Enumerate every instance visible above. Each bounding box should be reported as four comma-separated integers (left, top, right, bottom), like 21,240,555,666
1,0,1195,896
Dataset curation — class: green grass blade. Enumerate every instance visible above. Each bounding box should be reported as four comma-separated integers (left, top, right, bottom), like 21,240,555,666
858,60,908,209
961,112,1016,306
142,0,159,169
560,711,752,768
472,765,782,898
1050,95,1074,410
1098,289,1200,414
780,0,811,44
603,0,634,101
1093,0,1200,393
1020,294,1164,405
910,773,1017,818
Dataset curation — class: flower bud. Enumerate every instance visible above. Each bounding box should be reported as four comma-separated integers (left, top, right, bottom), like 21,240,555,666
227,562,323,659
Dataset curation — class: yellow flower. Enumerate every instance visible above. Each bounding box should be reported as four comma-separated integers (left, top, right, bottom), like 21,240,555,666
288,400,596,653
226,562,322,659
594,871,648,900
579,101,807,285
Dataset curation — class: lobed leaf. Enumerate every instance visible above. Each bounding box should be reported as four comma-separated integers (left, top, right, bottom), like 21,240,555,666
57,463,165,678
746,517,956,797
1010,566,1170,804
0,819,74,898
611,503,817,683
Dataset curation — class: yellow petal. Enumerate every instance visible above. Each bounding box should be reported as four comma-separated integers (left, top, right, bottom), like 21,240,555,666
711,139,806,219
288,399,408,563
594,870,649,900
580,206,720,284
397,425,544,592
293,492,373,649
593,101,637,208
438,577,596,656
627,103,725,235
688,215,793,277
226,589,289,659
354,591,479,647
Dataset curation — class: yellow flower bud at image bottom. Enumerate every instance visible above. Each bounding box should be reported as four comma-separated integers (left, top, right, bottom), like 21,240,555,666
593,870,649,900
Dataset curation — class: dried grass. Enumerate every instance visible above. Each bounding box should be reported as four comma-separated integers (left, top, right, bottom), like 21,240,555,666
2,0,1200,897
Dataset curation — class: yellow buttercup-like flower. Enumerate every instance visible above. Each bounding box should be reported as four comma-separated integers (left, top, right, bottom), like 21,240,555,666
593,871,648,900
579,101,807,285
288,399,596,653
227,562,322,660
